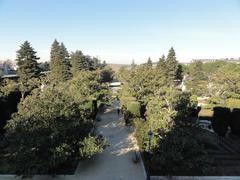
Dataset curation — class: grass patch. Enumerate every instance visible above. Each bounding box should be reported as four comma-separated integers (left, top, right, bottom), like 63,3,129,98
198,109,214,120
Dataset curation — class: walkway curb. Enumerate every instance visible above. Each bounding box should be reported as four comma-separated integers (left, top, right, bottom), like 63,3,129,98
137,150,148,180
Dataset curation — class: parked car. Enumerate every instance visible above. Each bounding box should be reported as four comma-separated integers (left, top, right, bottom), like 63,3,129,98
197,120,214,133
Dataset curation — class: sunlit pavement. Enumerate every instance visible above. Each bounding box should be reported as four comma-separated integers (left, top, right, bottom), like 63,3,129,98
74,107,145,180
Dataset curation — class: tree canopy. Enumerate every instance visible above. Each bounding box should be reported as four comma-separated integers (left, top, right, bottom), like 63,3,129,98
50,40,72,82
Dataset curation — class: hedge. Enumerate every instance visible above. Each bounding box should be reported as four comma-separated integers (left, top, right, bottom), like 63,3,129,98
212,107,230,137
225,98,240,109
229,108,240,136
126,101,140,117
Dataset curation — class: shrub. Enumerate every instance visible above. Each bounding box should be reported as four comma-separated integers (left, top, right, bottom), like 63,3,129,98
140,104,146,119
126,101,140,117
190,95,198,105
225,98,240,109
202,104,214,109
133,119,149,150
4,87,102,175
229,108,240,136
212,107,230,136
79,136,103,159
151,127,214,175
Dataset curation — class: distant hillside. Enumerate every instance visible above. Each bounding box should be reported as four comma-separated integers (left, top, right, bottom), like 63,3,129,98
107,63,130,72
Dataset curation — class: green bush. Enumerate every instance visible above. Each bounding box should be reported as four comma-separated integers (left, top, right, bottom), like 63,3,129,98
121,100,141,126
190,95,198,105
225,98,240,109
3,87,103,175
229,108,240,136
133,119,149,150
212,107,230,137
151,127,214,175
126,101,140,117
202,104,214,109
209,97,225,105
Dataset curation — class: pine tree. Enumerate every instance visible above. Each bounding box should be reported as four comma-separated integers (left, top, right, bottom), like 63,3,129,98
186,60,208,96
50,40,71,82
92,57,101,70
147,57,152,68
82,55,92,70
165,47,178,82
176,64,183,81
101,60,107,69
157,55,166,70
60,42,72,78
16,41,40,97
60,42,70,60
16,41,40,80
131,59,136,69
70,50,84,75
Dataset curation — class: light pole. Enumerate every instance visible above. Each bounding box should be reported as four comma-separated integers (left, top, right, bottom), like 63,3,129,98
148,129,153,152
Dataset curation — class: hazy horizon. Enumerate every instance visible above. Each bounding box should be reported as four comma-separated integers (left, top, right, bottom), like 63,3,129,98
0,0,240,64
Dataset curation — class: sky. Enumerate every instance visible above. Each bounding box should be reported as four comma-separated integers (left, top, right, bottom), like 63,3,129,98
0,0,240,64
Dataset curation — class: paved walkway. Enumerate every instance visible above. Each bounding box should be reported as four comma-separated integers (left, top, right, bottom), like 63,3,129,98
74,107,145,180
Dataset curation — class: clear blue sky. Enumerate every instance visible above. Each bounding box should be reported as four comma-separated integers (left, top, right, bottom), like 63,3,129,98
0,0,240,64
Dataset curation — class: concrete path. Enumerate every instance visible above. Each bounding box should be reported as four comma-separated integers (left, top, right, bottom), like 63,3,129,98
74,107,146,180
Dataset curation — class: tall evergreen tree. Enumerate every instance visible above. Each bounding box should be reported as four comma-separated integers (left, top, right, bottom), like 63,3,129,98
166,47,178,82
70,50,84,75
16,41,40,97
16,41,40,79
82,55,92,70
92,57,101,70
131,59,136,69
60,42,72,77
102,60,107,68
50,40,71,82
176,64,183,81
60,42,70,60
157,55,166,70
147,57,152,67
186,61,208,96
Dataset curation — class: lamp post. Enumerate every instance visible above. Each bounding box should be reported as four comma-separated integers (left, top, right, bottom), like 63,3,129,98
148,129,153,152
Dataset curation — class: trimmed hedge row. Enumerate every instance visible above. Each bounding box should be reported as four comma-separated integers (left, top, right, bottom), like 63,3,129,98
211,107,240,137
229,108,240,136
121,100,142,125
212,107,230,137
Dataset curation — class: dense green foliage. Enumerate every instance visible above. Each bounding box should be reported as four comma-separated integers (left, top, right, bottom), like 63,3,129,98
16,41,40,98
212,107,230,137
4,84,102,175
165,47,179,82
150,127,215,175
0,80,21,134
185,61,240,137
50,40,72,82
38,62,50,72
185,61,240,98
118,47,215,175
70,50,105,73
0,40,110,175
229,108,240,136
99,67,114,83
185,61,208,96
